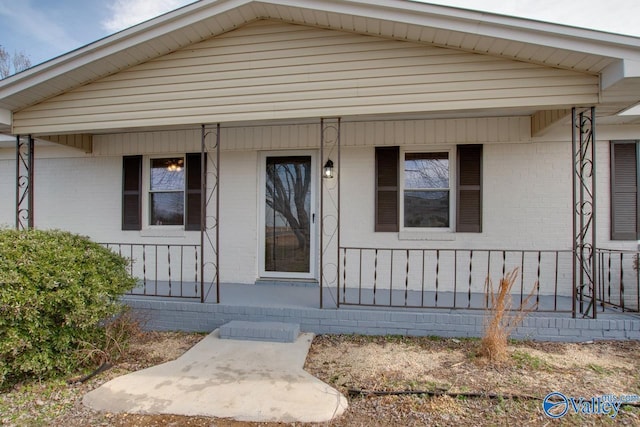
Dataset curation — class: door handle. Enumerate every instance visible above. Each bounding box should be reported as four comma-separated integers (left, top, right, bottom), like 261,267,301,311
312,213,315,224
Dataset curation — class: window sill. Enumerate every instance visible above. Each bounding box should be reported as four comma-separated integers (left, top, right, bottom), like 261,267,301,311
140,228,186,238
398,231,455,241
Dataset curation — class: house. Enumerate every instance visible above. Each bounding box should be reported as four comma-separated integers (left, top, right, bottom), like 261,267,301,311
0,0,639,338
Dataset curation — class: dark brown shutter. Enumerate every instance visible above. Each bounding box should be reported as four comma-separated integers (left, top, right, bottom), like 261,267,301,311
457,145,482,232
611,141,639,240
185,153,205,231
122,155,142,230
375,146,399,232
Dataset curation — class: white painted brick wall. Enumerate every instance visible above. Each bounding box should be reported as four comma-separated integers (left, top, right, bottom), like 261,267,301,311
34,156,121,238
0,158,15,227
218,151,259,284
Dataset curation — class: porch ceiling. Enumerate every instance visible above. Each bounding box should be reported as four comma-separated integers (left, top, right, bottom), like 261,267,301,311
0,0,639,132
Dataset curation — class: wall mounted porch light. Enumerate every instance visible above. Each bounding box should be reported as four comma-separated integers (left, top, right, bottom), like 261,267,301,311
323,159,334,178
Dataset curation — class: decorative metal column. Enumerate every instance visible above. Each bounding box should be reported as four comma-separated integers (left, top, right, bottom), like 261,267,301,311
200,124,220,303
572,107,597,318
320,118,341,308
15,135,34,230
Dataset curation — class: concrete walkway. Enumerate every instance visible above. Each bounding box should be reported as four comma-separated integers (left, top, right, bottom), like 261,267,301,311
83,330,348,423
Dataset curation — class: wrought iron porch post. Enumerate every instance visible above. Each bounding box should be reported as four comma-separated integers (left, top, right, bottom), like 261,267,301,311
200,124,220,303
572,107,597,318
15,135,34,230
320,118,341,309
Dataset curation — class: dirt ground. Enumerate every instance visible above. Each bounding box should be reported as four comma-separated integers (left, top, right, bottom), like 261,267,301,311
1,331,639,426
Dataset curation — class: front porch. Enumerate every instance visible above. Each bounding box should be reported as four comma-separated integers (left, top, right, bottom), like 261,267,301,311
107,238,640,340
11,108,622,324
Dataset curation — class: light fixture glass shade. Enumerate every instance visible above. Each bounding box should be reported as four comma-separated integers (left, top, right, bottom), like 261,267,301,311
165,158,184,172
323,159,334,178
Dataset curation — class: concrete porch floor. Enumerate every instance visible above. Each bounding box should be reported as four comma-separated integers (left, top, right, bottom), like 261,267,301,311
132,280,584,311
124,282,640,342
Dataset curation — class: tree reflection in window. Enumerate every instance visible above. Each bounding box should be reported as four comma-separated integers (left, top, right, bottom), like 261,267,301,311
404,152,450,228
265,157,311,273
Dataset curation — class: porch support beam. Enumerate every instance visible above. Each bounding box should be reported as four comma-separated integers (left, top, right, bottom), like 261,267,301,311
15,134,34,230
39,134,93,153
531,109,571,137
572,107,597,319
320,117,341,309
200,123,220,304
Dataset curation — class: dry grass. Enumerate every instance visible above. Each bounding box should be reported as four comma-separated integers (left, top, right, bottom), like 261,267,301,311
2,332,640,426
75,309,146,369
479,268,538,362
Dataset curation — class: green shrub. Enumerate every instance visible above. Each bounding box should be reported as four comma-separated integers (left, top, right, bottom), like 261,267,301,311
0,229,136,387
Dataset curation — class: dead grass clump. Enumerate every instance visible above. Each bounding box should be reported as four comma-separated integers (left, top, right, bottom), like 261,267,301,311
479,268,537,363
77,308,146,367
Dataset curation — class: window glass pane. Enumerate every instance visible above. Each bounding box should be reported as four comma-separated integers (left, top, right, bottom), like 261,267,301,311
265,156,312,273
150,192,184,225
151,158,184,191
404,190,449,228
405,153,449,189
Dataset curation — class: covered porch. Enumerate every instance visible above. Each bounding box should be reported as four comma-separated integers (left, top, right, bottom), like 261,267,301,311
8,96,638,321
8,110,640,326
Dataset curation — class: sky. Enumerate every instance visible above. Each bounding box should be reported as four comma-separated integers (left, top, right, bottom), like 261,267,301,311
0,0,639,68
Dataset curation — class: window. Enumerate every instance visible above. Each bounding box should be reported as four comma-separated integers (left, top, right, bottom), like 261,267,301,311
122,153,203,231
150,157,185,225
611,140,640,240
403,152,450,228
375,145,482,233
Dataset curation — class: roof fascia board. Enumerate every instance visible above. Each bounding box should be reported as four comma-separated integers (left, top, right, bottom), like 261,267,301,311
275,0,640,60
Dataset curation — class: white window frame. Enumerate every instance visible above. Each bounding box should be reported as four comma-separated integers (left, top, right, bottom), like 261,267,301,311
142,154,187,233
399,146,456,233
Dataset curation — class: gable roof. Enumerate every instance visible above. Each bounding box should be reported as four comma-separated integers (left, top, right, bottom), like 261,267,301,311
1,0,639,131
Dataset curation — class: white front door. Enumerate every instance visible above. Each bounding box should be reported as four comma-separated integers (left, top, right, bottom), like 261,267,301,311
259,152,317,279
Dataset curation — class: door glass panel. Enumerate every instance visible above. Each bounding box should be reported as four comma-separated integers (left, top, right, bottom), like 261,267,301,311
265,156,312,273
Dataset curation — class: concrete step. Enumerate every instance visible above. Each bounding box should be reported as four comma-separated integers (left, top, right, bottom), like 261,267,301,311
219,320,300,343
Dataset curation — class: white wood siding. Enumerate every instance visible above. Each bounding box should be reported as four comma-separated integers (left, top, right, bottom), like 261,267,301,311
14,20,598,134
93,117,530,156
